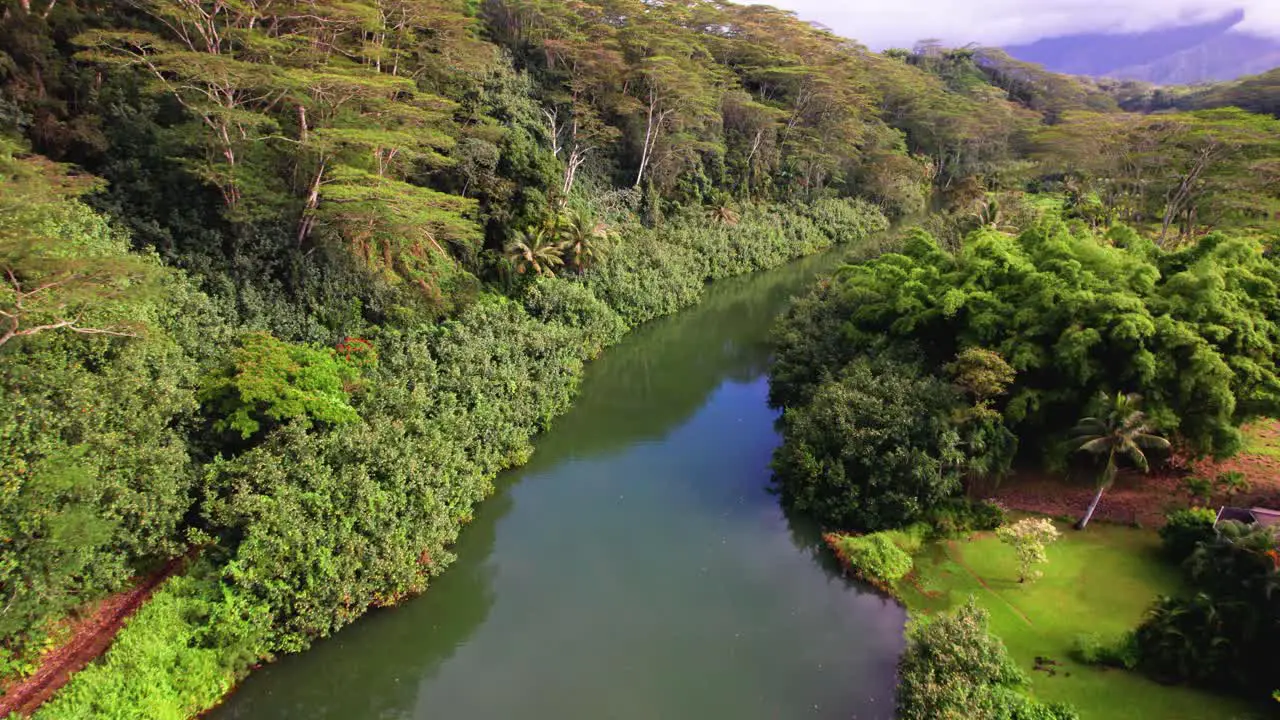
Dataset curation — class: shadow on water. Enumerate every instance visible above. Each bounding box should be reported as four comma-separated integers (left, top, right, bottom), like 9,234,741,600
212,480,511,719
214,247,905,720
526,250,847,467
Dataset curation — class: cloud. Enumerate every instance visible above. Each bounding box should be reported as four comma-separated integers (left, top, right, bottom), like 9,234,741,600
764,0,1280,49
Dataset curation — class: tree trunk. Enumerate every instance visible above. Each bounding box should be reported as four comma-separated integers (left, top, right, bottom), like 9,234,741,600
635,90,657,188
297,160,324,245
1076,484,1106,530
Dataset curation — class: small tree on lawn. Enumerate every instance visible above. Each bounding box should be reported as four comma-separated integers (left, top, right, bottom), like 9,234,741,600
997,518,1062,583
1068,392,1171,530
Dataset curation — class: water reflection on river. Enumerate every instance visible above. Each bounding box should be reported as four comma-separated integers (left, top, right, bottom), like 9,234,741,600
213,251,905,720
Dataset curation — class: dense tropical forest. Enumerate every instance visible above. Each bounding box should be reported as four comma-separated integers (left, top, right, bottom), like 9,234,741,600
764,38,1280,720
2,0,1279,717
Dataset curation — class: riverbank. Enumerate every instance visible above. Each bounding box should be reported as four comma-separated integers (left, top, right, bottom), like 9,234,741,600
209,242,905,719
29,203,891,719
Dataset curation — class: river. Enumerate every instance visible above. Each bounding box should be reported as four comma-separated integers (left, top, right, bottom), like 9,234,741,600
212,251,906,720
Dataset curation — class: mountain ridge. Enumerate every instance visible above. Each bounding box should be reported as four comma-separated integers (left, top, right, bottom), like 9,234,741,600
1005,9,1280,84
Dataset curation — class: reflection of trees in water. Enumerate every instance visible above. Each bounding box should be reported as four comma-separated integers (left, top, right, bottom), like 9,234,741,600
528,251,847,467
213,491,511,719
782,490,903,604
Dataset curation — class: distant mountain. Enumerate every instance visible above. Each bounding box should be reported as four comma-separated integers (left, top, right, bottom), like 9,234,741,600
1005,9,1280,85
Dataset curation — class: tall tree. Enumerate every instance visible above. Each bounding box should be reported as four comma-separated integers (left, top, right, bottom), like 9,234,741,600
78,0,487,300
1036,108,1280,241
615,1,722,189
0,140,160,347
1068,393,1171,530
76,0,288,209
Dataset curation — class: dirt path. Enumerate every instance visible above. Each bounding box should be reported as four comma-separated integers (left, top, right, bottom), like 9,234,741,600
0,556,187,717
946,539,1034,626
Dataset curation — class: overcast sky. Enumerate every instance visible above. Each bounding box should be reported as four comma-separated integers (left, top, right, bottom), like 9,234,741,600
764,1,1280,49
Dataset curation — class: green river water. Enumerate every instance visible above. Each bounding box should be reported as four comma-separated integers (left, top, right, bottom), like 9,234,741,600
212,251,906,720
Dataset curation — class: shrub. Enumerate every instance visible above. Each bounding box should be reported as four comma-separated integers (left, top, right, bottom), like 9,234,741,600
584,232,704,326
1215,470,1249,497
927,499,1007,535
201,296,595,653
35,570,271,720
522,277,627,358
1071,632,1139,669
1158,507,1217,562
1182,472,1250,506
198,332,361,440
1134,593,1238,687
885,523,932,555
0,291,204,672
1180,476,1214,505
897,600,1079,720
795,197,891,242
586,200,887,327
1134,523,1280,700
830,532,914,585
0,141,227,676
999,692,1081,720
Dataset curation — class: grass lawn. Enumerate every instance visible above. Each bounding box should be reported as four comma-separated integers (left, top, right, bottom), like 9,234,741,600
1242,420,1280,460
897,520,1262,720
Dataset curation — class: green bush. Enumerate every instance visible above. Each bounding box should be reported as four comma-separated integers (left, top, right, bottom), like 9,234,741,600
198,332,362,440
927,499,1008,535
1134,522,1280,700
998,691,1081,720
794,197,891,242
35,570,271,720
587,200,887,327
522,277,627,358
832,532,915,584
897,600,1079,720
885,523,931,554
585,233,705,326
202,296,594,652
0,166,211,668
1071,632,1139,669
1158,507,1217,562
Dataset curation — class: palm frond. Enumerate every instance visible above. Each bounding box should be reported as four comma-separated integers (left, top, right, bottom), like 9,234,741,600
1075,436,1113,455
1133,433,1172,451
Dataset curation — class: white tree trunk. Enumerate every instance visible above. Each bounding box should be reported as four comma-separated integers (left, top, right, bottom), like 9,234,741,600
635,90,657,188
1076,484,1106,530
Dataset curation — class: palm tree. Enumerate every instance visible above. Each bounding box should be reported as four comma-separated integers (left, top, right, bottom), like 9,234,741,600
556,208,609,273
707,202,740,227
971,197,1015,232
1068,392,1171,530
505,227,564,278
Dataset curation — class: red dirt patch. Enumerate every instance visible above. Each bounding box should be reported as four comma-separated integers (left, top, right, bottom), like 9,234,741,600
992,441,1280,529
993,469,1185,528
0,556,187,717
